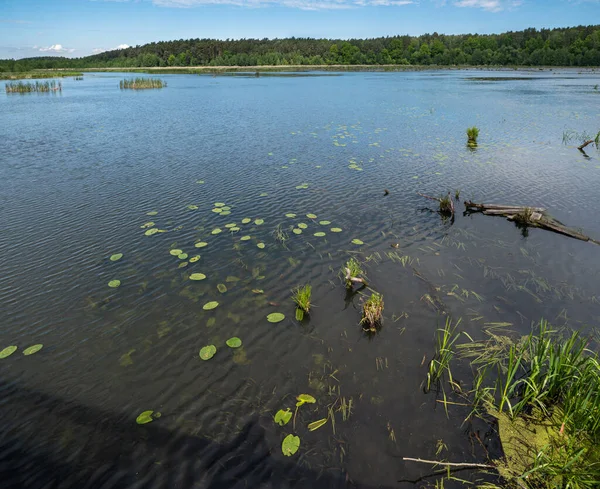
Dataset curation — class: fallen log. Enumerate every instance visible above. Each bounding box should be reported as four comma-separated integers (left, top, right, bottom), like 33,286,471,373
465,201,598,245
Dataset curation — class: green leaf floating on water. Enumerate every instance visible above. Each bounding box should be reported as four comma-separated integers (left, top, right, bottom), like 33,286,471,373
314,232,326,237
217,284,227,293
292,229,302,235
221,206,231,211
274,408,292,426
308,418,328,431
226,337,242,348
260,192,268,197
212,208,223,213
257,243,265,249
240,236,251,241
296,394,316,407
319,221,331,226
285,213,296,218
190,273,206,281
282,434,300,457
178,253,188,260
146,211,158,216
214,202,226,207
170,249,183,256
136,410,156,425
211,229,222,235
190,255,200,263
195,242,208,248
330,228,342,233
196,180,204,184
203,301,219,310
241,218,252,224
220,211,231,216
144,228,158,236
187,205,199,210
267,313,285,323
297,223,308,229
352,239,364,245
109,253,123,262
254,219,265,225
108,279,121,288
23,344,43,356
230,227,240,232
306,214,317,219
141,222,155,229
199,345,217,360
225,223,237,228
295,308,304,321
0,346,17,359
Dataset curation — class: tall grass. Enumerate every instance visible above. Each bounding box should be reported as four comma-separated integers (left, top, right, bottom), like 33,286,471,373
426,317,461,392
119,78,166,89
5,80,62,93
467,126,480,146
292,284,311,320
360,292,384,332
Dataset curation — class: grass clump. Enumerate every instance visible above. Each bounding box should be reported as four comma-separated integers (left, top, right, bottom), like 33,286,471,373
426,317,461,393
119,78,166,90
5,80,61,93
513,207,534,225
360,292,383,332
466,126,480,146
292,284,311,320
342,257,366,288
439,193,454,214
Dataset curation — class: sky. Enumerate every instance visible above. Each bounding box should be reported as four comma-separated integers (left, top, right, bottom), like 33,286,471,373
0,0,598,59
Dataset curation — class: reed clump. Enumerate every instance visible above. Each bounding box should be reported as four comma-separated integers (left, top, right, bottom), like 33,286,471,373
5,80,62,93
467,126,480,146
342,257,366,288
291,284,311,320
360,292,383,332
119,78,166,90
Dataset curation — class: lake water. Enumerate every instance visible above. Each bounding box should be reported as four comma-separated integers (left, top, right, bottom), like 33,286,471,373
1,69,599,489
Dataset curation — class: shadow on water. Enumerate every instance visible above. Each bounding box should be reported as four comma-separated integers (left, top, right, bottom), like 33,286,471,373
0,380,398,489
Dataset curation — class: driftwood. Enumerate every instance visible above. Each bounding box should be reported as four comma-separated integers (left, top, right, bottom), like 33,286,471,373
578,140,594,151
465,201,598,245
403,457,495,470
417,192,455,216
345,268,366,285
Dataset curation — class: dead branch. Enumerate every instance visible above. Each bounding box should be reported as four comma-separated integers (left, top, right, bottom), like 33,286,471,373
578,140,594,151
345,268,365,285
417,192,442,203
402,457,495,469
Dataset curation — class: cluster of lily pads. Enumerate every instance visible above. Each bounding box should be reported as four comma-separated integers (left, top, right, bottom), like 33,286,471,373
0,344,43,358
199,336,242,361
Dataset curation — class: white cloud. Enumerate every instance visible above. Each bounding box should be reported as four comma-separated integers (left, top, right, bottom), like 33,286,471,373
38,44,75,53
92,44,131,54
152,0,413,9
453,0,522,11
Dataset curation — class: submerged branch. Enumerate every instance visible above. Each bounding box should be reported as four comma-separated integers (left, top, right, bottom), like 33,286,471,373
578,140,594,151
402,457,495,469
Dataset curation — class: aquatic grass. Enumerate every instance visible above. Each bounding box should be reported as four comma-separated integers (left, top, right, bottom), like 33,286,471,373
466,126,479,146
5,80,62,93
119,78,166,90
342,257,365,288
0,71,82,80
272,224,289,247
292,284,311,320
360,292,383,332
426,317,461,393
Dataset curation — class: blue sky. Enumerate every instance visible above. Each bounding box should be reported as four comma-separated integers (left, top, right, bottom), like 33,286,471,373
0,0,598,59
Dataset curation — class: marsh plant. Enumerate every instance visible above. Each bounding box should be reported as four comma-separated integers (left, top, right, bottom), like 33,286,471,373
291,284,311,321
439,193,454,215
5,80,61,93
466,126,480,146
342,257,366,288
454,189,461,201
426,317,461,393
119,78,166,90
360,292,383,332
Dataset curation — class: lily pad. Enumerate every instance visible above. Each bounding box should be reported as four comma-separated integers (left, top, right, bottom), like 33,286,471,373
257,243,265,249
285,213,297,218
292,229,302,235
226,276,240,282
319,221,331,226
0,346,17,359
308,418,328,431
178,253,188,260
110,253,123,262
141,222,155,228
352,239,364,245
331,228,342,233
274,408,292,426
220,211,231,216
195,242,208,248
314,232,326,237
297,223,308,229
187,204,199,210
241,218,252,224
136,410,156,425
169,249,183,256
217,284,227,293
203,301,219,310
225,223,237,228
214,203,226,207
196,180,205,184
240,236,251,241
199,345,217,360
211,228,222,235
212,208,223,213
296,394,316,406
190,255,200,263
146,211,158,216
282,434,300,456
108,279,121,288
226,337,242,348
178,262,188,268
306,214,317,219
144,228,158,236
267,312,285,323
230,227,240,232
190,273,206,281
260,192,268,197
23,344,43,356
254,219,265,225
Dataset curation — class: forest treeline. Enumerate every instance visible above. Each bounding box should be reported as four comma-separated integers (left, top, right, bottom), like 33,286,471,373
1,24,599,71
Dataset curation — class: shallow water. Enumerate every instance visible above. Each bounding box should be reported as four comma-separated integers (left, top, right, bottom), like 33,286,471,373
1,70,599,489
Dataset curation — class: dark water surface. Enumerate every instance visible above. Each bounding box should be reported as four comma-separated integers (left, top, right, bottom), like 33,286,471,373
1,70,600,489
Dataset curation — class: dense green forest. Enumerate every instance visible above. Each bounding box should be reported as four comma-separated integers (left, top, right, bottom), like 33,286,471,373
1,24,599,71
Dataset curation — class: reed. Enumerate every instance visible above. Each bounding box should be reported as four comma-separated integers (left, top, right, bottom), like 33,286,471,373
426,317,461,392
360,292,383,332
291,284,311,320
5,80,62,93
119,78,166,90
467,126,480,146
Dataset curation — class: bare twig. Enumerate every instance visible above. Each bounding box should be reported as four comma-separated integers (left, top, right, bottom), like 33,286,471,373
345,268,365,284
578,140,594,151
402,457,495,469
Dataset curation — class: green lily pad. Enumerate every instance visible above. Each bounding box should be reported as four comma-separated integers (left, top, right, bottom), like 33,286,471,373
292,229,302,235
211,228,222,235
285,213,296,218
226,276,240,282
178,253,188,260
241,218,252,224
109,253,123,262
141,222,155,228
0,346,17,359
308,418,328,431
226,337,242,348
196,180,205,184
187,204,199,210
199,345,217,360
254,219,265,225
190,255,200,263
274,408,292,426
146,211,158,216
169,249,183,256
212,208,223,213
23,344,43,356
214,202,226,207
297,223,308,229
203,301,219,310
230,227,240,232
267,312,285,323
190,273,206,281
352,239,364,245
220,211,231,216
225,223,237,228
282,434,300,456
144,228,158,236
240,236,251,241
108,279,121,288
314,232,326,237
306,214,317,219
217,284,227,293
330,228,342,233
195,242,208,248
178,262,188,269
319,221,331,226
136,410,155,425
257,243,265,249
296,394,316,406
260,192,268,197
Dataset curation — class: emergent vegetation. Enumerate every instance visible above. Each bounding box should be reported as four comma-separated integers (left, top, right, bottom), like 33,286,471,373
5,80,62,93
119,78,166,89
292,284,312,321
360,292,384,332
466,126,480,146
